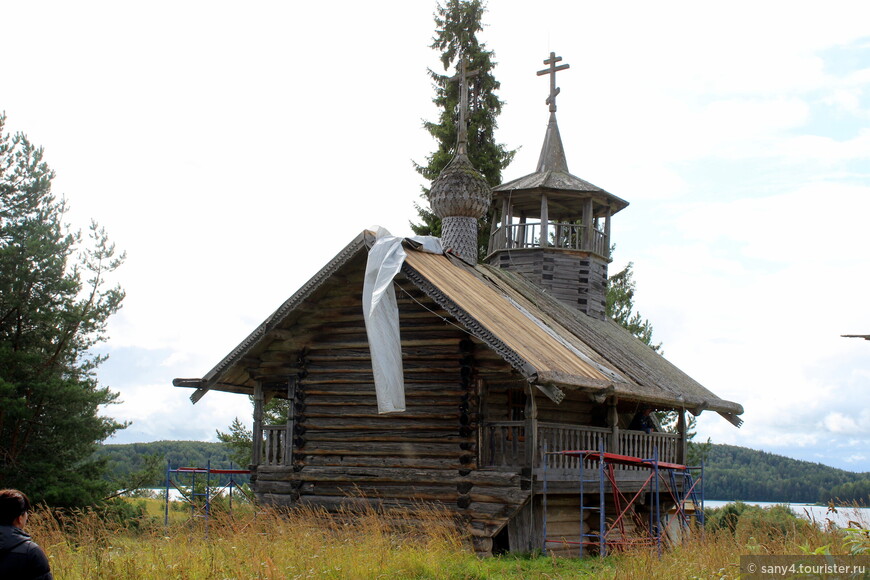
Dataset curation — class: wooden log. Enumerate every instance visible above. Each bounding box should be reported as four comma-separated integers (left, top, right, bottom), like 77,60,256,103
301,419,457,431
303,432,472,444
264,466,522,487
299,416,463,429
302,403,460,415
253,480,295,494
304,386,466,396
296,483,530,505
298,447,467,458
303,411,460,421
299,455,469,470
303,397,460,407
299,441,468,454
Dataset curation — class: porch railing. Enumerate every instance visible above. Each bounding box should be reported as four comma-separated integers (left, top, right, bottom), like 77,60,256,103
258,422,680,471
489,222,609,258
482,421,681,472
482,421,527,468
538,424,611,471
619,430,680,468
262,425,288,466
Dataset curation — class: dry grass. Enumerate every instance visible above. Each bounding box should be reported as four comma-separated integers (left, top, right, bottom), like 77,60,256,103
605,506,869,579
31,502,469,579
25,501,869,579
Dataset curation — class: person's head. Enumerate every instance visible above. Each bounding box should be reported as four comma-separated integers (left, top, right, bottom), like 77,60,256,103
0,489,32,528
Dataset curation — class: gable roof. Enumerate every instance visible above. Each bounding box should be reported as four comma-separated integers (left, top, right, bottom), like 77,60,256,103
174,231,742,420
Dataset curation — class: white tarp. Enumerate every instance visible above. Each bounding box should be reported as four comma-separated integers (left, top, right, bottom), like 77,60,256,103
362,227,442,413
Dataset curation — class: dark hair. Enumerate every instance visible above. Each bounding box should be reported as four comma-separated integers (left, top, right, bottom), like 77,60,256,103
0,489,32,525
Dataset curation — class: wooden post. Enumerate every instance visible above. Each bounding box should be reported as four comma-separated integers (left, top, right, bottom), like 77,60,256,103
583,198,593,251
476,378,487,467
604,207,612,258
607,396,619,454
525,384,538,470
284,377,297,466
677,408,687,465
502,197,513,248
252,382,264,467
487,207,499,255
518,212,527,248
540,194,549,247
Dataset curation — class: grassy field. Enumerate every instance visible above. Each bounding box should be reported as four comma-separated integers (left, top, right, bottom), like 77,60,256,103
26,499,869,579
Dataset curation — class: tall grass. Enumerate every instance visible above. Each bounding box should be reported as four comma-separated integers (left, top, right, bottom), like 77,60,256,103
32,502,474,579
25,500,869,579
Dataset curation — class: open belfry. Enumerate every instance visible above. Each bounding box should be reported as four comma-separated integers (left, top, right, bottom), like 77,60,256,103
175,51,743,556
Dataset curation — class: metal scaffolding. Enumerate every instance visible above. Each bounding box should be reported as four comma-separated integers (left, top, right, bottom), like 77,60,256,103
163,460,253,527
542,444,704,557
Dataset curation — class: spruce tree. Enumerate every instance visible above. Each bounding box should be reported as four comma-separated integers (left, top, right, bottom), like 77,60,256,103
0,113,127,506
412,0,514,259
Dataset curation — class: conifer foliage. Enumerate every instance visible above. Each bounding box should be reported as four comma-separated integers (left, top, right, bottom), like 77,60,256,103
412,0,515,259
0,114,127,506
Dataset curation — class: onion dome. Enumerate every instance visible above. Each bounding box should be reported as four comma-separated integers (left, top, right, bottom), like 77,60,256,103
427,57,492,264
429,152,490,220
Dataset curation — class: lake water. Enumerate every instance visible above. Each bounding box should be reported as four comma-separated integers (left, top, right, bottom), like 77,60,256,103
705,500,870,529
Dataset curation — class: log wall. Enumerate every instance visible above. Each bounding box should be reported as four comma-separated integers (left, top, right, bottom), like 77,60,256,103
490,248,608,319
250,275,531,554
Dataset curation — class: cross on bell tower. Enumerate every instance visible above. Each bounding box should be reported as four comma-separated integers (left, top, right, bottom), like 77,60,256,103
537,52,570,113
487,51,629,319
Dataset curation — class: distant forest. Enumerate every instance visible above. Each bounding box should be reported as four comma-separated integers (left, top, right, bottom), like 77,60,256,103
97,440,869,504
97,440,246,488
704,444,869,504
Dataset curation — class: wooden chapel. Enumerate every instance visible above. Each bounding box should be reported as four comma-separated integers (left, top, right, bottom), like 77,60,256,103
174,52,743,556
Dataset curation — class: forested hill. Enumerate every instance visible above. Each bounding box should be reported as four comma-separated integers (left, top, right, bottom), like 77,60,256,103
97,440,242,487
704,444,870,504
97,440,870,503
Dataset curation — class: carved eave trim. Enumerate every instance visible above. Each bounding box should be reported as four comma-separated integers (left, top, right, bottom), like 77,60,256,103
400,261,539,383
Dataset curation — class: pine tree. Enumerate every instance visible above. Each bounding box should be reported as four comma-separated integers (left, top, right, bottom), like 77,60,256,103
0,113,127,506
412,0,515,259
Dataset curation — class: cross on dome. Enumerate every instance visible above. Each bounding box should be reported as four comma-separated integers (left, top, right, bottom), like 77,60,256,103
448,57,479,155
537,51,570,113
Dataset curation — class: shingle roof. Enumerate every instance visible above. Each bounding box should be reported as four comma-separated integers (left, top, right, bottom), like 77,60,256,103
175,232,743,422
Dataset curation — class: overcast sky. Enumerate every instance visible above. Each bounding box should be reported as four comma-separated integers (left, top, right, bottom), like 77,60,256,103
3,1,869,472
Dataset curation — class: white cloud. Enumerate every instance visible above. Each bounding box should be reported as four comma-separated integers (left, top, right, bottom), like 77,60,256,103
822,412,864,435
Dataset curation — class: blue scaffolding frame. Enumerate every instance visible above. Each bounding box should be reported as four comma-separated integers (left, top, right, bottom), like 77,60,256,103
542,444,704,557
163,460,254,527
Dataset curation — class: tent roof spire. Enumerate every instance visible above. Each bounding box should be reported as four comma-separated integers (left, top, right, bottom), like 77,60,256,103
535,52,570,173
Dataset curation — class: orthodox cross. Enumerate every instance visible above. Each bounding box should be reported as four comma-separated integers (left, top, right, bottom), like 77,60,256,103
537,51,570,113
449,57,479,154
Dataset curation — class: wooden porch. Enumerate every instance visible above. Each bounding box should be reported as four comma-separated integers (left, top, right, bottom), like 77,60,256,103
256,421,684,479
481,421,682,480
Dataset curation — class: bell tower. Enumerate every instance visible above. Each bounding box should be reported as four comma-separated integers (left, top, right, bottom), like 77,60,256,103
486,52,629,319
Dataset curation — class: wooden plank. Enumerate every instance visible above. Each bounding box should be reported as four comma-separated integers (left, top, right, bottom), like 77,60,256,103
275,466,522,487
301,419,457,431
